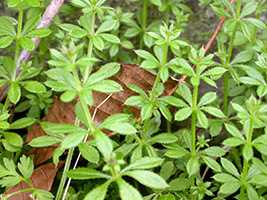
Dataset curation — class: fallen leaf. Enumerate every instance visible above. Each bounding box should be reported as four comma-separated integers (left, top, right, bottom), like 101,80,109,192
5,163,60,200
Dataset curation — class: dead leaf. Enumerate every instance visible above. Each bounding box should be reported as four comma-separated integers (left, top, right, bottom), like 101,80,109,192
5,163,60,200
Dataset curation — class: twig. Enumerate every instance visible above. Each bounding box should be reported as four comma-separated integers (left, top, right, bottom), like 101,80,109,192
0,0,65,102
62,94,113,200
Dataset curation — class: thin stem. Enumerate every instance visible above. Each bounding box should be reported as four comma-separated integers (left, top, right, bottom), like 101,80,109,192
150,44,169,99
223,0,241,115
3,9,23,111
84,12,96,83
240,118,254,199
15,9,23,62
55,142,75,200
139,0,148,49
191,85,199,155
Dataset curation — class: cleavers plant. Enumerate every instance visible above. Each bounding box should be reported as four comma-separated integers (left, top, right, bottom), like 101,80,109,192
0,0,267,200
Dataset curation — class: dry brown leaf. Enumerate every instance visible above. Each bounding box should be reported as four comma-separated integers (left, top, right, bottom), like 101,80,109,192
26,64,177,165
5,163,60,200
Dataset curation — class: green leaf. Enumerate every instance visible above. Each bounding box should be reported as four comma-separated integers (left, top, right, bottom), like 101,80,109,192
29,136,61,147
202,67,227,77
243,143,253,161
135,50,159,64
27,28,51,38
117,179,143,200
9,117,36,129
160,161,175,180
97,20,116,33
0,36,14,48
150,0,161,6
100,33,120,44
252,158,267,174
86,63,120,85
123,157,163,172
19,37,35,51
221,158,240,177
168,178,191,191
198,92,217,106
67,168,110,180
203,156,221,172
25,0,40,7
170,58,194,76
165,146,188,159
41,122,86,136
176,83,192,105
127,84,147,96
244,18,266,29
202,106,225,118
225,123,243,139
61,131,87,149
95,130,113,159
186,156,200,177
0,16,16,36
254,143,267,156
160,96,188,108
197,110,208,129
223,137,244,147
7,0,19,7
78,143,100,164
249,174,267,187
231,50,253,64
8,82,21,104
213,173,238,183
149,133,177,144
175,107,192,121
204,146,225,157
23,81,46,93
17,156,34,179
159,103,172,121
60,90,77,103
141,103,154,121
247,184,260,200
84,182,110,200
124,170,168,189
99,114,136,135
241,1,257,17
219,181,240,195
92,36,105,50
140,60,159,69
90,80,122,93
2,132,23,152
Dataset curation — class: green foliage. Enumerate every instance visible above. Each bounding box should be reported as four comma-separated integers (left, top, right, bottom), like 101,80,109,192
0,0,267,199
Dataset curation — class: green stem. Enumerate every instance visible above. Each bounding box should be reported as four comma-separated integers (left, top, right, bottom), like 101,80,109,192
139,0,148,49
15,9,23,63
240,118,254,199
84,12,96,83
191,85,199,155
223,0,242,115
150,43,169,99
80,98,95,131
55,142,75,200
3,10,23,112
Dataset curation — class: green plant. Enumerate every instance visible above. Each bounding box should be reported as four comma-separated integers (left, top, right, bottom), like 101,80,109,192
0,0,267,199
